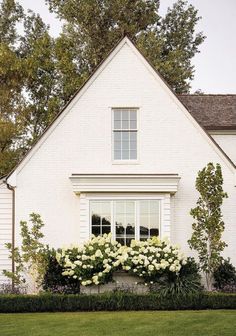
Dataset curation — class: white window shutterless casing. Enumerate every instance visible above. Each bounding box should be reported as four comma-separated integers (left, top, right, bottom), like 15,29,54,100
112,108,138,161
90,198,162,246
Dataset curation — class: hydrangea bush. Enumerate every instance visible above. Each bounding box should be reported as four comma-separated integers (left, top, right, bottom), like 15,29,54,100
116,237,187,282
56,234,120,286
57,234,186,286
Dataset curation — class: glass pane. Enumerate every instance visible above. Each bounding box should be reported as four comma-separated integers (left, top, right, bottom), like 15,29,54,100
122,150,129,160
101,202,110,213
122,141,129,150
116,202,125,213
114,132,121,141
117,238,124,246
126,238,132,246
92,214,101,226
126,225,135,235
140,201,148,213
139,200,160,238
114,200,135,245
91,202,100,214
126,202,135,213
150,200,159,214
140,225,149,236
130,141,136,150
115,215,125,225
102,226,111,234
102,216,111,226
114,141,121,150
116,225,124,235
92,226,100,235
130,120,137,129
140,237,148,241
150,228,159,236
130,111,137,121
91,201,111,236
150,214,158,228
140,213,148,225
114,120,121,129
122,111,129,121
126,218,134,230
122,132,129,141
114,110,121,121
130,132,137,141
114,150,121,160
122,120,129,129
130,150,137,160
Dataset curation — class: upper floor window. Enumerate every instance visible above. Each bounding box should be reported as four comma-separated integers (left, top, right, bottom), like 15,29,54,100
113,108,138,160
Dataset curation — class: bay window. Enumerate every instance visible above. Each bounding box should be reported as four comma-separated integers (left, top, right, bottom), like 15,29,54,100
90,199,160,245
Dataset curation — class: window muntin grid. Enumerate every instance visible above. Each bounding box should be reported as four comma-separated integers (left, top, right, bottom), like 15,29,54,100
90,199,160,246
113,109,137,160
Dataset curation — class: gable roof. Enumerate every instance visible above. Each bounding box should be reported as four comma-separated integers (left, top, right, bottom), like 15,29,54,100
179,94,236,130
4,37,236,183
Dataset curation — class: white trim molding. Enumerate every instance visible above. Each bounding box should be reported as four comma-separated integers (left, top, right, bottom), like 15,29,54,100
78,192,172,243
69,174,181,194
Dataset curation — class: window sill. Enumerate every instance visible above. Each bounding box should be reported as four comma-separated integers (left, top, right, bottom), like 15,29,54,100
112,160,140,165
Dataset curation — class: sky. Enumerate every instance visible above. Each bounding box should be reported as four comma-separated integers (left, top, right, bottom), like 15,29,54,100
14,0,236,93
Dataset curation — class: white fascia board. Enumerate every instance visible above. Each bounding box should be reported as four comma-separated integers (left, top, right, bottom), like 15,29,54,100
7,172,17,188
69,174,181,194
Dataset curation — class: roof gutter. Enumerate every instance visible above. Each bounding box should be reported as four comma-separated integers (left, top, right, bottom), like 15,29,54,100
4,180,15,292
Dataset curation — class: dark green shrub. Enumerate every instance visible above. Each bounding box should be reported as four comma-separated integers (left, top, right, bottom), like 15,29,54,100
42,249,80,294
0,292,236,313
150,257,202,296
213,258,236,291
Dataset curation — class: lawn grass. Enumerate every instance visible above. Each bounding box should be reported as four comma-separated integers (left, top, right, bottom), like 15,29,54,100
1,310,236,336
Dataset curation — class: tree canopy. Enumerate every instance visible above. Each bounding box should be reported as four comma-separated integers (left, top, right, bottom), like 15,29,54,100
0,0,205,176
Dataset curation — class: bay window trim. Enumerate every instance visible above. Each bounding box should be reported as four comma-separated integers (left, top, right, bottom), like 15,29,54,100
88,194,165,242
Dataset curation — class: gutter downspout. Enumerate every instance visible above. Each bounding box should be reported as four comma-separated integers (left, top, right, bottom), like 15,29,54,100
5,181,15,292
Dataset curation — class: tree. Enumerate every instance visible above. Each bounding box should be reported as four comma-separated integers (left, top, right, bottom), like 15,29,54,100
0,0,205,176
188,163,228,291
47,0,205,102
19,11,60,145
0,0,26,176
3,213,48,293
0,1,59,175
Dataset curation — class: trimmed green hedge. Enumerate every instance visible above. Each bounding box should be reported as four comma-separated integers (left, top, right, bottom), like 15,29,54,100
0,292,236,312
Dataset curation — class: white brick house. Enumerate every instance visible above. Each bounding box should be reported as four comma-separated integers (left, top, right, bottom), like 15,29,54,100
0,37,236,283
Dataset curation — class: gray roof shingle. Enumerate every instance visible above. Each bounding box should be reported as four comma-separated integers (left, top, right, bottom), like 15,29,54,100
178,94,236,130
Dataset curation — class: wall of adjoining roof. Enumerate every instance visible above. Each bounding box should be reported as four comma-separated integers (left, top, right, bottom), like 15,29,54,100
0,181,12,284
210,133,236,164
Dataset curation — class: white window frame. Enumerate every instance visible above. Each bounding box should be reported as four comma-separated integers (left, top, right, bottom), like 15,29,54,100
111,107,139,164
89,195,165,242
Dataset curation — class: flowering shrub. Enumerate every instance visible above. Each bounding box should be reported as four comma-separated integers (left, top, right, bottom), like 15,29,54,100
57,234,187,287
115,237,186,282
56,234,120,286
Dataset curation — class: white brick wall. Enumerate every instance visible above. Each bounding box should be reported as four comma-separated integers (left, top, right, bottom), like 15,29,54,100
2,39,236,271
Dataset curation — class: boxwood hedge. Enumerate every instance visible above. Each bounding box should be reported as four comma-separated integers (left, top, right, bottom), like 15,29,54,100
0,292,236,313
